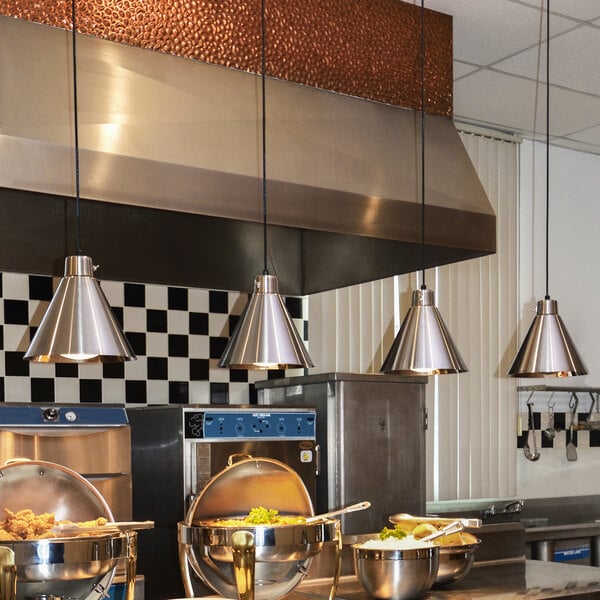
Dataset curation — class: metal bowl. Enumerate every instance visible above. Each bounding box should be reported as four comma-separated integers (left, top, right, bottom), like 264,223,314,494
434,540,480,585
352,544,439,600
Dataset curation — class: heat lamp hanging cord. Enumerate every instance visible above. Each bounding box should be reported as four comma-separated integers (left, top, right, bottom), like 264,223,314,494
545,0,550,300
420,0,426,290
71,0,82,256
261,0,268,276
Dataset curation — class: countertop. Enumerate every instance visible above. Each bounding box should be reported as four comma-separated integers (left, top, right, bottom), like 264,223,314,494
293,559,600,600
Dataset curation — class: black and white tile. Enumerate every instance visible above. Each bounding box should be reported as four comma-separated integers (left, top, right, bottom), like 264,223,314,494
0,272,309,405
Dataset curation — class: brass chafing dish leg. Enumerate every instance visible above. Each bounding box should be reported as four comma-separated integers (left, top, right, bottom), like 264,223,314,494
125,532,138,600
231,531,255,600
0,547,16,600
328,521,342,600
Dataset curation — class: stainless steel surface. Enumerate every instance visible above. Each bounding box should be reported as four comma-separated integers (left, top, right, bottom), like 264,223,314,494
0,404,132,521
306,502,372,524
218,274,313,370
295,559,600,599
435,541,480,585
257,373,427,534
127,405,319,600
524,402,540,462
508,298,587,378
24,255,136,364
0,16,495,295
380,288,468,376
352,544,439,600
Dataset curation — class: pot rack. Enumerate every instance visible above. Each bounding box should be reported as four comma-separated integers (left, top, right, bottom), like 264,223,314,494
518,385,600,429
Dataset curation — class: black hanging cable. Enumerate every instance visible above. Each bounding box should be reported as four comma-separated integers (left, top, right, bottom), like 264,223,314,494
420,0,426,290
545,0,550,300
261,0,268,275
71,0,82,256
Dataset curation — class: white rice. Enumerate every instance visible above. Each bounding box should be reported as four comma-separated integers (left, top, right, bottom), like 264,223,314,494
358,535,435,550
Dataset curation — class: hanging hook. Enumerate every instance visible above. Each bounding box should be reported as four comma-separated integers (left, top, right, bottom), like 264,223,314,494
546,392,555,411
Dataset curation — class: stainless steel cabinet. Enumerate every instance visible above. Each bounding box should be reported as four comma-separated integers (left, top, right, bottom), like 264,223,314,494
257,372,427,534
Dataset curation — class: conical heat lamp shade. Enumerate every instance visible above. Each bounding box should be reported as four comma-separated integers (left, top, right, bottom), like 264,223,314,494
508,298,586,378
24,255,136,363
218,274,313,370
380,287,468,375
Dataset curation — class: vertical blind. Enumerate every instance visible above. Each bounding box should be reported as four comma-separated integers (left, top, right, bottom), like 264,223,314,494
308,130,519,501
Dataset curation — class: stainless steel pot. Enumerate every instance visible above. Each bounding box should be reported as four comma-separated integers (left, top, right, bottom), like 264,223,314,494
178,455,342,600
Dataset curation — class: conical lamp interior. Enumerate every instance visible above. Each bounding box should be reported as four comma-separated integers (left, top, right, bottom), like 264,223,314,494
24,255,136,363
508,298,586,377
218,274,313,370
381,287,468,375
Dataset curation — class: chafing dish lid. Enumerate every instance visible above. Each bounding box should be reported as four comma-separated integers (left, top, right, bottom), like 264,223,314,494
185,455,314,525
0,459,114,521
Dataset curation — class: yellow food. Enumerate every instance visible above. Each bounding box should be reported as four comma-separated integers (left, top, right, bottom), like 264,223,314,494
208,506,307,527
411,523,438,539
0,508,108,540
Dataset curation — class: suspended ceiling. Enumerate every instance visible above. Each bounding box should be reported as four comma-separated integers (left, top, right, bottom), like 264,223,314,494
427,0,600,155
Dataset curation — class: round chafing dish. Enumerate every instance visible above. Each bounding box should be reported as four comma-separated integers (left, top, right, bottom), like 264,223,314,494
178,455,341,600
0,459,131,600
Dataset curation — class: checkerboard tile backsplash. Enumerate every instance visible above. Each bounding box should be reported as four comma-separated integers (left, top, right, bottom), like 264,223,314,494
0,272,309,405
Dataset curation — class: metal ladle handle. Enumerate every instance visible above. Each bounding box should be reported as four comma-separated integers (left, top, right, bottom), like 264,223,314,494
305,501,371,523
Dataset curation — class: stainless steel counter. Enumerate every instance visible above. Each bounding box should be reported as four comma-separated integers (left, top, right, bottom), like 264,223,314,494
294,559,600,600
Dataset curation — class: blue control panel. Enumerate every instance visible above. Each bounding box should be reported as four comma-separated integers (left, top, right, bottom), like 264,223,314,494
184,409,316,439
0,405,129,427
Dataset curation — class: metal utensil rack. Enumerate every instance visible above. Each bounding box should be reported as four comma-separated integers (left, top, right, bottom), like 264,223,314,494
517,385,600,430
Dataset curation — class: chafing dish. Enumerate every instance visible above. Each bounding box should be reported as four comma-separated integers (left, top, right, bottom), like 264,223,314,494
0,459,134,600
178,455,341,600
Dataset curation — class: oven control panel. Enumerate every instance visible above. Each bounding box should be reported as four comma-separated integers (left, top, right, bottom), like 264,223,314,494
183,409,316,440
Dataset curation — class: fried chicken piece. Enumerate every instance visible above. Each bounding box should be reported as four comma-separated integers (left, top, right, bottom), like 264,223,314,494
2,508,56,540
0,509,107,540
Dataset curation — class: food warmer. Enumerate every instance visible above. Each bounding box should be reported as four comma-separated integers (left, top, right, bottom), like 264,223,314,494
0,459,138,600
178,455,341,600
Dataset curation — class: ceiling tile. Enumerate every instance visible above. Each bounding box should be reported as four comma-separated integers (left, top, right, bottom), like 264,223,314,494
453,70,540,134
426,0,574,66
453,61,479,79
494,23,600,96
567,124,600,145
517,0,600,22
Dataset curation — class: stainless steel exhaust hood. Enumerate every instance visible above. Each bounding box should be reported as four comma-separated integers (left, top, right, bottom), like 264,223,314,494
0,16,495,295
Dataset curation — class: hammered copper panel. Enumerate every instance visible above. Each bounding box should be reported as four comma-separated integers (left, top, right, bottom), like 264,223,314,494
0,0,452,116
